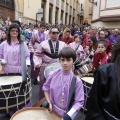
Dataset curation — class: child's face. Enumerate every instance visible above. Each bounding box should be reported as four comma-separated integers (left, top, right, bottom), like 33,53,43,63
75,36,80,42
60,57,74,72
97,43,106,53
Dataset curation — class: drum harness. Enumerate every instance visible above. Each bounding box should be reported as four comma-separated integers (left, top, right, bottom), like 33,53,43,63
44,40,59,59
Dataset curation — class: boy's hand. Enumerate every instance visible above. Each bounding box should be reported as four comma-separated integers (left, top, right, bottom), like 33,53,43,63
48,102,52,112
36,64,41,69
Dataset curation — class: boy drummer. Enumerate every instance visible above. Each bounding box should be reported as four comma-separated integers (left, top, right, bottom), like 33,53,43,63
42,47,84,120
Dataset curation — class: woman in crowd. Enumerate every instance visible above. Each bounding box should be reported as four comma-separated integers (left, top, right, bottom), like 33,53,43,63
69,34,85,62
60,27,74,45
0,23,31,116
82,29,90,49
84,35,98,63
0,30,7,44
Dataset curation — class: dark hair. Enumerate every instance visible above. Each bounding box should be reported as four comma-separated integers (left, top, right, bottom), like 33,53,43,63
74,34,79,40
59,47,76,62
89,35,98,51
7,23,21,45
112,37,120,102
40,23,46,28
98,40,106,48
13,20,21,27
49,27,59,33
98,30,104,35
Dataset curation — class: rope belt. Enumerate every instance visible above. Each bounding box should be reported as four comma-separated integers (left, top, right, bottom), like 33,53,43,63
53,104,66,113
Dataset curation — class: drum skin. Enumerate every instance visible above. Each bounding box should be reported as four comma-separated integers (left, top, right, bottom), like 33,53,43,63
0,73,31,113
44,62,62,78
10,107,62,120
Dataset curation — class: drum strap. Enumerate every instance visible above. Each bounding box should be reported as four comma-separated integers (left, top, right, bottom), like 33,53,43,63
44,40,59,59
20,40,27,82
66,75,77,112
75,43,80,51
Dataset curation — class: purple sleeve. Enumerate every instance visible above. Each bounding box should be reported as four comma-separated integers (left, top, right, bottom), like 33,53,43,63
42,72,54,93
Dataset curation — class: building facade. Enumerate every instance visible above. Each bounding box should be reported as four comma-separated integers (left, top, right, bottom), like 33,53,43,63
91,0,120,28
0,0,82,24
83,0,93,24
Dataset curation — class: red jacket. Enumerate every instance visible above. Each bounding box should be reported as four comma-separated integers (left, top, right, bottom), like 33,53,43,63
82,34,90,48
93,52,108,69
106,39,112,54
60,37,74,44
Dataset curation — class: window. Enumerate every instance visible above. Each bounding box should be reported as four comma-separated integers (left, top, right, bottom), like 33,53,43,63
0,0,14,9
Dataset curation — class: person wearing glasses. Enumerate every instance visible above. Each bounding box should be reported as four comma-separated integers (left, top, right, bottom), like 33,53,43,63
33,27,66,100
0,23,31,117
60,27,74,45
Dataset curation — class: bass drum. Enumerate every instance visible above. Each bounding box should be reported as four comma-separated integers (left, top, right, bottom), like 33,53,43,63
10,107,62,120
44,62,62,78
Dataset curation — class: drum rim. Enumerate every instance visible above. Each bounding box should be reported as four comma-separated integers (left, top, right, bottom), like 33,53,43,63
0,73,21,76
10,107,62,120
44,61,61,78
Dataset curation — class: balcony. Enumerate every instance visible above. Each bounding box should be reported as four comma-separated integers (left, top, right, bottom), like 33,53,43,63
78,10,84,17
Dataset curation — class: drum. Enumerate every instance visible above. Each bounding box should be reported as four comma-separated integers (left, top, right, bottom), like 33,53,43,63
79,62,93,74
81,75,94,113
10,107,62,120
44,62,62,78
0,73,31,113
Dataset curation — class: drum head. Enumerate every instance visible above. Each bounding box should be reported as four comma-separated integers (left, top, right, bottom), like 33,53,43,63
0,75,22,86
10,107,62,120
44,62,62,78
81,76,94,84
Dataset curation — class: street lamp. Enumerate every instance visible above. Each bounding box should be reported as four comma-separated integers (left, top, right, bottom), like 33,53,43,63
88,0,97,6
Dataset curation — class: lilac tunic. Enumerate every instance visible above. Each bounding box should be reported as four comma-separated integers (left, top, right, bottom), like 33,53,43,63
33,40,66,99
0,40,31,115
42,69,84,118
108,34,120,45
0,40,30,73
69,42,86,61
29,30,46,53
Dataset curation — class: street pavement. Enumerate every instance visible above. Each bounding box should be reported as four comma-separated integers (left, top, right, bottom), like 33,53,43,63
0,79,85,120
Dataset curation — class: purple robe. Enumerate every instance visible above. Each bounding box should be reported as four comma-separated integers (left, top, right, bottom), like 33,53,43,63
109,34,120,45
42,69,84,118
0,40,30,73
28,30,46,79
69,42,86,61
33,40,66,99
0,40,31,115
